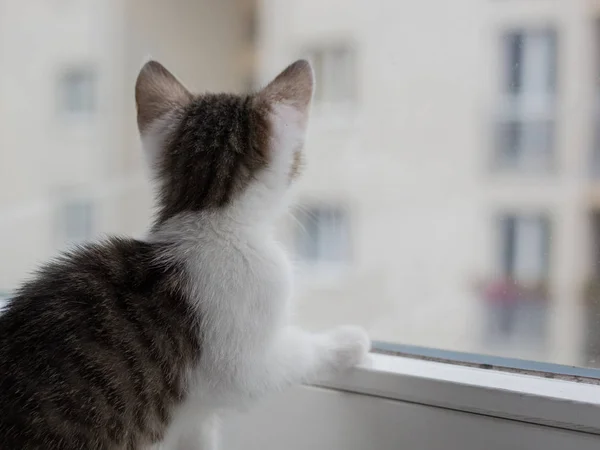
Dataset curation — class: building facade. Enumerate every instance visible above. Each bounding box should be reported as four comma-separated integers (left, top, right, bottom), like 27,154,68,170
257,0,600,366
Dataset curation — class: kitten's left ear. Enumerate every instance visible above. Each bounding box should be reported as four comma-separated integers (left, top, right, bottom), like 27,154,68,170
257,59,314,123
135,60,192,134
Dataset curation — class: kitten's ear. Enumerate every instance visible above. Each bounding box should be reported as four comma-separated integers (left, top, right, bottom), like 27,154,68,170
135,60,192,133
258,59,314,115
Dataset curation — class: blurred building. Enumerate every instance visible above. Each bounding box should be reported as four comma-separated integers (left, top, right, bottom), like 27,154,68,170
257,0,600,366
0,0,255,290
2,0,600,368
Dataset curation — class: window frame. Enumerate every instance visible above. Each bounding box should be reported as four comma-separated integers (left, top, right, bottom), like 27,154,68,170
315,348,600,435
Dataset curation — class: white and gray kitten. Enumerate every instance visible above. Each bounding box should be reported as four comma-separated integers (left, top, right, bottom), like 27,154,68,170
0,59,370,450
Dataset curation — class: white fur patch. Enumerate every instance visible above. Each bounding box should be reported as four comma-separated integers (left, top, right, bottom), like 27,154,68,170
144,98,369,450
139,112,179,171
268,103,307,179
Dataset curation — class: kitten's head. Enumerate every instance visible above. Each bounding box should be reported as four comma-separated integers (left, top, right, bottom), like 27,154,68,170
135,60,314,227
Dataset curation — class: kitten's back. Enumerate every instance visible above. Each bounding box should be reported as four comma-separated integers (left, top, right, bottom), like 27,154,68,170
0,237,201,449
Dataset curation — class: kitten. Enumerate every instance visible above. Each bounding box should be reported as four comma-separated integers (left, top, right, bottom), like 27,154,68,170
0,59,370,450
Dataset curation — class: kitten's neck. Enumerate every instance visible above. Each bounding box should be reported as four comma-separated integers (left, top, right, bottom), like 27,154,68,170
147,210,274,247
149,183,291,244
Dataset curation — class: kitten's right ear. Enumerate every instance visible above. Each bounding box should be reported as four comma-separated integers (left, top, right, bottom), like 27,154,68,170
256,60,315,149
135,61,192,134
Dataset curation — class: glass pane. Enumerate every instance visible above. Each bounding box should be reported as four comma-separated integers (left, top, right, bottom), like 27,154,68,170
505,32,524,95
495,120,554,171
523,31,555,96
504,30,557,97
62,199,93,244
0,0,599,373
294,206,350,264
59,68,96,114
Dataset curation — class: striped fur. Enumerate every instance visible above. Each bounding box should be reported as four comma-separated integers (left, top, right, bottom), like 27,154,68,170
153,93,270,224
0,239,201,449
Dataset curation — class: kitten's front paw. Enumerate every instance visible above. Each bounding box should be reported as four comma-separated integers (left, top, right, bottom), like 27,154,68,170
326,326,371,371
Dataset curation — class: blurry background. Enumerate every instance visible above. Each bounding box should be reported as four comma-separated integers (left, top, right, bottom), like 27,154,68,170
1,0,600,369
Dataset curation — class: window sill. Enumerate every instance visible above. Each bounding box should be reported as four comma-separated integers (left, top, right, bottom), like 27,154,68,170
315,352,600,435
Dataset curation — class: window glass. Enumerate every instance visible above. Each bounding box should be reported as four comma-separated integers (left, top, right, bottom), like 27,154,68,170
1,0,599,372
305,46,356,105
497,29,556,172
295,205,350,265
59,197,94,245
504,30,556,96
58,67,96,115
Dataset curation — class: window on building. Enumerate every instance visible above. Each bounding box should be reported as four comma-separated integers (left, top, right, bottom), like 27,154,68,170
499,215,550,282
496,30,557,171
495,119,555,170
58,67,96,115
294,205,350,265
483,214,550,345
305,45,356,105
504,30,557,96
58,198,94,245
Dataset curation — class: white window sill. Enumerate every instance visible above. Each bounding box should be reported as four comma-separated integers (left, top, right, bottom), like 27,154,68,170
316,352,600,434
225,352,600,449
